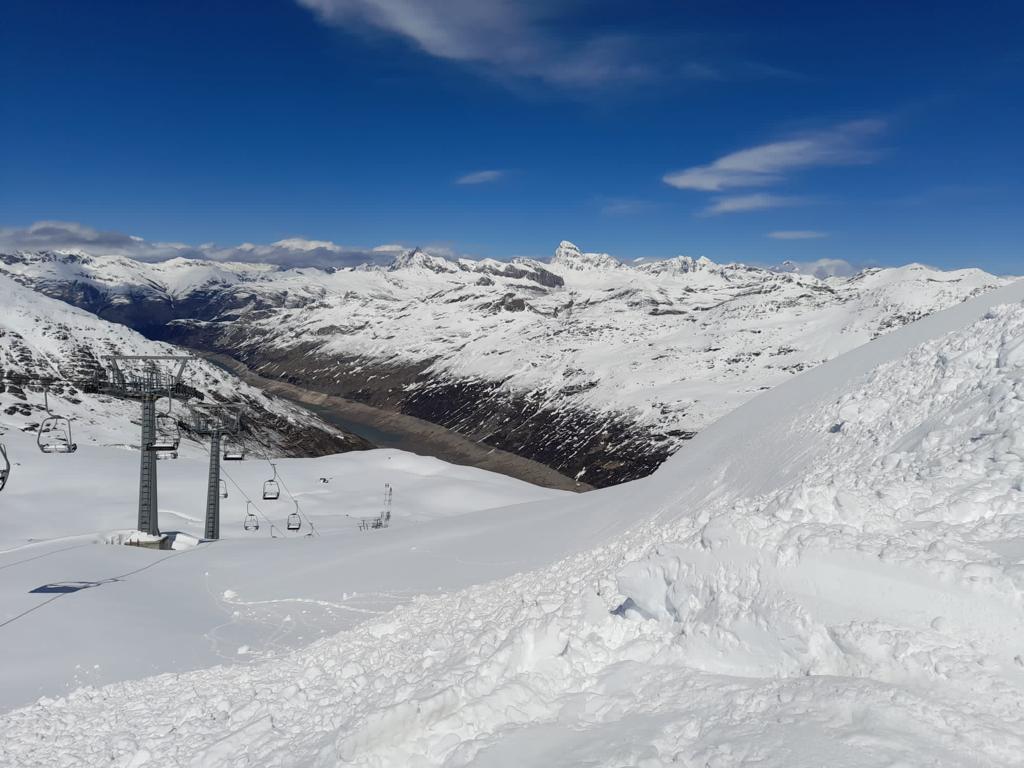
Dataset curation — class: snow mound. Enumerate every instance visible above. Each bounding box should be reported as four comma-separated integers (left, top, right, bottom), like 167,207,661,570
2,282,1024,766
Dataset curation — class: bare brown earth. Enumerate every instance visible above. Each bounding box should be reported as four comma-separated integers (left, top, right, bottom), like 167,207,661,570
200,351,593,493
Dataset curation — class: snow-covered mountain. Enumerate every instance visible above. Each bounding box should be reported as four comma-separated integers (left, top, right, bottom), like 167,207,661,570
3,267,1022,767
0,274,369,457
0,243,1008,485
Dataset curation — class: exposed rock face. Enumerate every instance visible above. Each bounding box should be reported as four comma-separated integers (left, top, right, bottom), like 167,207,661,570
0,244,1009,486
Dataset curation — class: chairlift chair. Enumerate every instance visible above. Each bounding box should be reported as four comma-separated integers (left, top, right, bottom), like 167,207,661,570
37,415,77,454
286,502,302,532
220,479,228,499
243,502,260,532
262,463,280,501
36,389,77,455
0,443,10,492
223,439,245,461
150,401,181,453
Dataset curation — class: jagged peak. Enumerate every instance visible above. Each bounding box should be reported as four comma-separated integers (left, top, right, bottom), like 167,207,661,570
388,248,459,274
550,241,621,270
635,254,721,275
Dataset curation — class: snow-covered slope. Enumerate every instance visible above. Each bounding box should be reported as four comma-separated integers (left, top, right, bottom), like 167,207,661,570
2,272,1022,765
0,274,368,457
0,246,1008,485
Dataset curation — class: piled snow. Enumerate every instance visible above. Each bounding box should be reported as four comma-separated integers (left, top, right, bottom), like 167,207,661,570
2,273,1022,764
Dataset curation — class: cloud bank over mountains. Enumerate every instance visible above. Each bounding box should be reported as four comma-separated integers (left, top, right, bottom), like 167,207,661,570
0,221,408,269
1,220,864,276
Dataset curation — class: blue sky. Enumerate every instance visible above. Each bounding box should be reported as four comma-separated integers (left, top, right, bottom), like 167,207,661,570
1,0,1022,273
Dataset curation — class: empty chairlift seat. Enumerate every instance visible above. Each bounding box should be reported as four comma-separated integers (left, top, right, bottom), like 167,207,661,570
37,416,77,454
219,479,229,499
262,464,280,500
286,502,302,532
223,440,245,461
0,443,9,492
243,502,260,532
150,414,180,453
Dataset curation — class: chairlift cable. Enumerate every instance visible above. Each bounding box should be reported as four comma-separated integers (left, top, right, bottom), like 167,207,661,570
196,440,278,537
257,445,319,536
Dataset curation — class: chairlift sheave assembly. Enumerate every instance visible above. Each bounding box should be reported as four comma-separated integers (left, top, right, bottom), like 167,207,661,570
262,463,280,501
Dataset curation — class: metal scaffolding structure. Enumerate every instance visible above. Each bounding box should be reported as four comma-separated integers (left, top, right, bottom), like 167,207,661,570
99,356,191,537
188,403,242,540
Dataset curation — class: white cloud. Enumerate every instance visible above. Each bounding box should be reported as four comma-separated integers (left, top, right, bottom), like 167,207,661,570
701,193,805,216
0,221,410,269
779,258,857,278
767,230,828,240
295,0,651,87
664,119,886,192
455,169,504,185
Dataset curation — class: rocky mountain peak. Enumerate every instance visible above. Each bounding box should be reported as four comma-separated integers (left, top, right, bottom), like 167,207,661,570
550,241,621,271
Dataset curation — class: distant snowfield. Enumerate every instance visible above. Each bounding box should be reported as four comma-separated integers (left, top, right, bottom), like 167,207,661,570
2,279,1024,767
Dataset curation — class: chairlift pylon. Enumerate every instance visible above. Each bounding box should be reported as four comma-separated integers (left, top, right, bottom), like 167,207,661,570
37,389,77,455
286,501,302,532
0,443,10,492
243,501,259,532
262,463,280,501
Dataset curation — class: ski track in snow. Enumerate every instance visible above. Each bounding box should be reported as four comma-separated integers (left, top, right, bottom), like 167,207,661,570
2,290,1024,765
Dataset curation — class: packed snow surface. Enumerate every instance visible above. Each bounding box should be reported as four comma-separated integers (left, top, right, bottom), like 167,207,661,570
1,272,1022,765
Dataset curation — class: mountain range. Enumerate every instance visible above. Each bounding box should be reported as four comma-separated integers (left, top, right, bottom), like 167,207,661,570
0,242,1009,485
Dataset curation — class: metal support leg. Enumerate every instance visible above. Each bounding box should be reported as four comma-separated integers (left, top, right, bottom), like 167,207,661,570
205,431,221,540
138,396,160,536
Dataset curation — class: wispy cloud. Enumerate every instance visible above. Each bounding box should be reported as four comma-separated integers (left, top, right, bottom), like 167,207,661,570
296,0,651,88
455,169,505,185
767,230,828,240
701,193,806,216
664,119,885,192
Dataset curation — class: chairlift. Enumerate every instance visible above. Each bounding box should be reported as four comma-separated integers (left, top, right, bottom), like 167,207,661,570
286,502,302,532
262,463,280,501
37,416,77,454
243,502,260,532
220,479,228,499
150,397,180,453
223,439,245,461
0,443,10,492
37,388,77,454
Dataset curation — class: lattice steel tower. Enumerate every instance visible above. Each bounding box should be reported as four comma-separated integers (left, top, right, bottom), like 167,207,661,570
100,356,191,537
188,403,242,540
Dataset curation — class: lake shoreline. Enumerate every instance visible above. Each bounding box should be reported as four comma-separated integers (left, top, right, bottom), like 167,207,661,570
197,350,593,493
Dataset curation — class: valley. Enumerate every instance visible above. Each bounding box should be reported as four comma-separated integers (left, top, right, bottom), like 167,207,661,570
0,243,1008,486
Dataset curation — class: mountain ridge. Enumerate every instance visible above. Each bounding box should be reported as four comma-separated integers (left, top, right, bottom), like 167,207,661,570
0,243,1009,485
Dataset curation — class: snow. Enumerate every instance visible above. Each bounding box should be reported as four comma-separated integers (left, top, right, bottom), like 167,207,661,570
2,245,1009,462
0,273,358,456
1,262,1022,766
